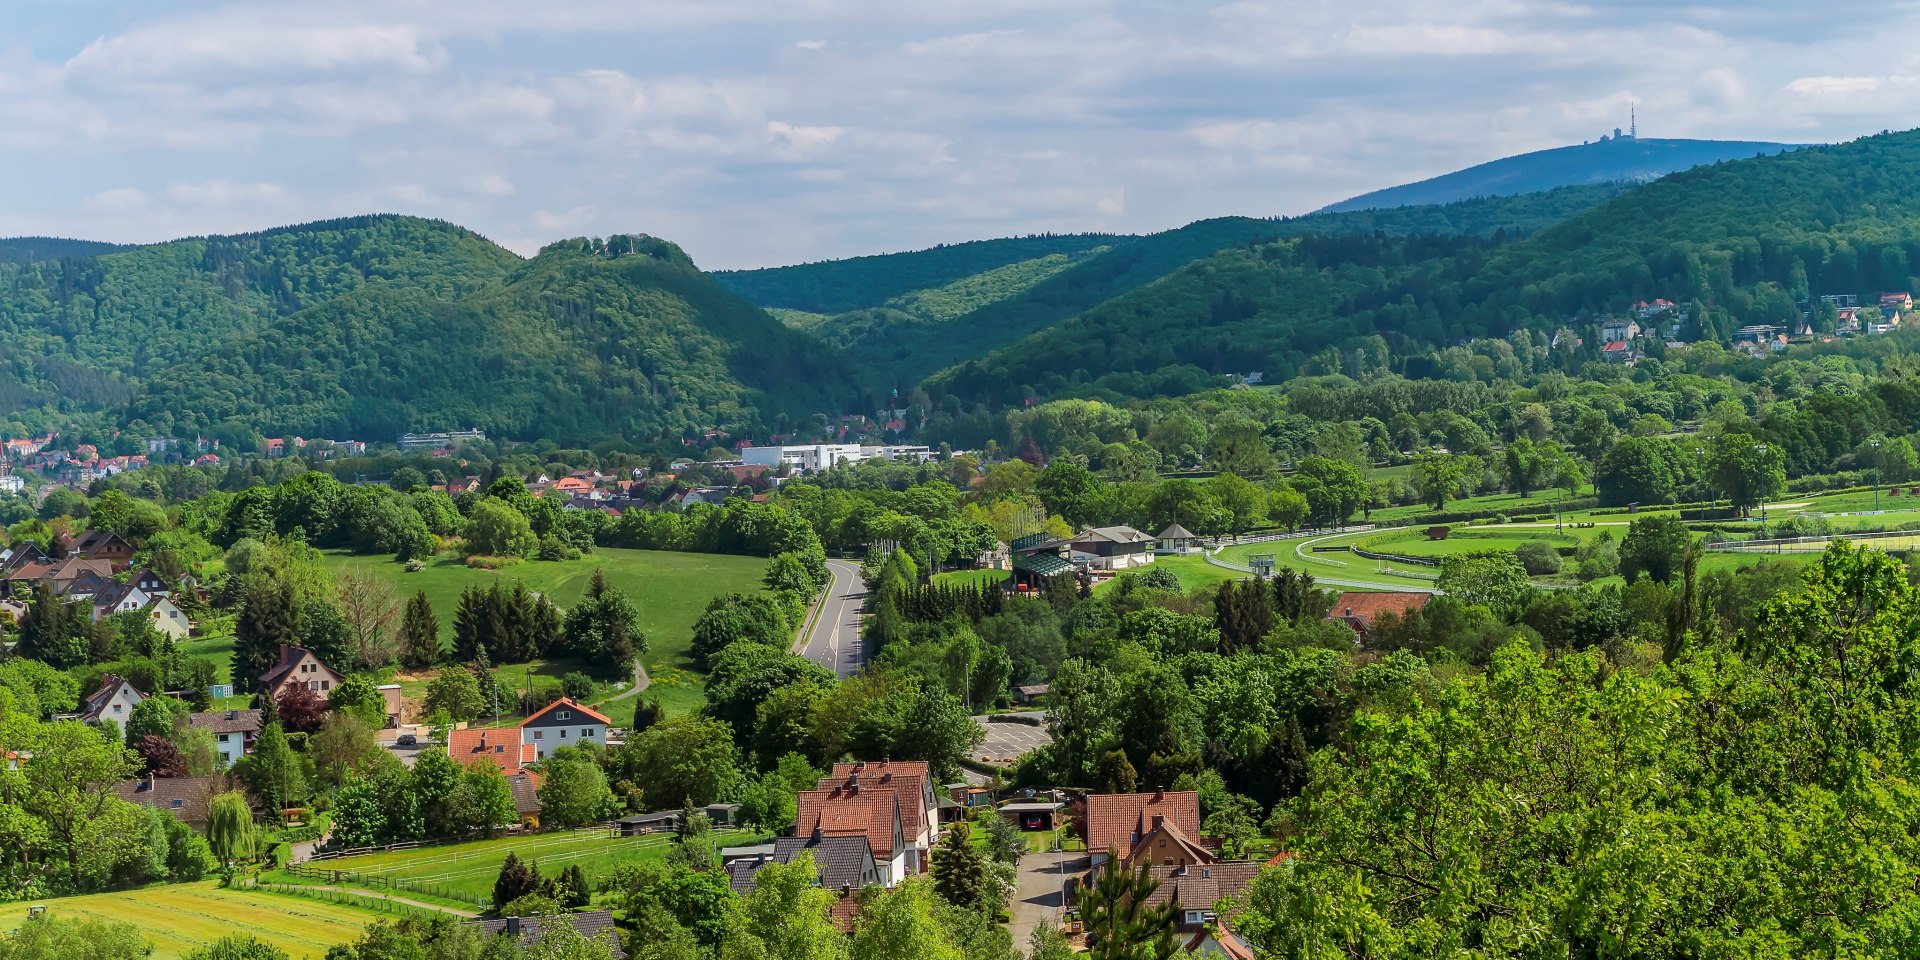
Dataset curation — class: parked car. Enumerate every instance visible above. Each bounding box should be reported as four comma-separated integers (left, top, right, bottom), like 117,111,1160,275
396,733,417,746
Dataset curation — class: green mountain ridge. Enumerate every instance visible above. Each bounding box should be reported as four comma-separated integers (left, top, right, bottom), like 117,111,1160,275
930,128,1920,404
722,182,1632,388
0,218,863,445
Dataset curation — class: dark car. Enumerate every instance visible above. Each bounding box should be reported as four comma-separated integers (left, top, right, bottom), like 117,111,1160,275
396,733,417,746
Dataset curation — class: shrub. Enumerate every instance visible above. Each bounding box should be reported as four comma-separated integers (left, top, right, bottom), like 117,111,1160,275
465,554,521,570
1513,540,1562,576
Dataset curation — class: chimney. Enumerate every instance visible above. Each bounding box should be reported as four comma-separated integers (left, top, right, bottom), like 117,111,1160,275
142,773,155,791
813,826,824,842
227,709,238,721
277,643,289,662
848,783,860,796
853,760,867,772
504,917,520,937
1153,787,1165,802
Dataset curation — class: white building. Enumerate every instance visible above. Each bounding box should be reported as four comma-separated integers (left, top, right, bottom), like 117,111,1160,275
740,443,866,474
861,445,935,463
518,698,609,761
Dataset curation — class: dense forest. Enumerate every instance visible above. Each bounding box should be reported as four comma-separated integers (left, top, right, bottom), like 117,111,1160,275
929,129,1920,404
0,222,864,445
719,183,1631,387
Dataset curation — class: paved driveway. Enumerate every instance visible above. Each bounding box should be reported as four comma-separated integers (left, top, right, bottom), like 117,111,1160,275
1009,847,1084,955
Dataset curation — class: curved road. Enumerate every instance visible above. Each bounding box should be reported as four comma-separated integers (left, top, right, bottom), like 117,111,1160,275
797,559,866,677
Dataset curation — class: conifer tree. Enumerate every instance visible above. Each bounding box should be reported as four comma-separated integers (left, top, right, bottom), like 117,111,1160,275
400,591,440,670
1080,860,1179,960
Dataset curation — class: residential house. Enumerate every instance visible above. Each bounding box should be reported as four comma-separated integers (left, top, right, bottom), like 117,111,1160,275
78,674,147,726
59,530,134,567
674,486,735,510
726,834,880,898
461,913,625,959
1734,324,1782,344
1068,525,1157,572
1882,292,1914,313
1125,811,1219,868
1087,788,1204,867
91,581,152,622
1600,341,1638,364
447,728,537,776
1142,861,1267,956
824,759,939,870
189,709,263,766
1600,318,1642,342
506,771,543,828
1632,299,1677,321
259,644,345,698
794,781,913,884
0,466,22,495
378,684,404,726
520,698,610,761
121,567,167,596
144,595,193,639
43,557,118,599
114,774,231,829
1327,592,1432,641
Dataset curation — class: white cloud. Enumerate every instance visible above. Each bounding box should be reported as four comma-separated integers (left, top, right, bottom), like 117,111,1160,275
2,0,1913,266
83,187,147,214
164,180,293,207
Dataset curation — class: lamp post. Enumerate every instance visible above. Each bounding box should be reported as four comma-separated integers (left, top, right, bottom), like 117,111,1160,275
1872,438,1883,515
1695,447,1712,517
1754,443,1770,522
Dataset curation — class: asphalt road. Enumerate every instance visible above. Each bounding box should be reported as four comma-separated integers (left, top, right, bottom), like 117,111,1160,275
798,559,866,677
1010,847,1084,955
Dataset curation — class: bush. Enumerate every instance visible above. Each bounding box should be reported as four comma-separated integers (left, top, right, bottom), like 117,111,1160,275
1513,540,1563,576
561,672,595,701
537,535,582,562
403,558,426,573
465,554,521,570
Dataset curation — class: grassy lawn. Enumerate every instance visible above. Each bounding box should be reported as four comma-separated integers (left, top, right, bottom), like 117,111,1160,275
324,548,768,719
1370,488,1583,524
1216,536,1437,592
305,829,763,904
933,569,1010,591
0,881,374,959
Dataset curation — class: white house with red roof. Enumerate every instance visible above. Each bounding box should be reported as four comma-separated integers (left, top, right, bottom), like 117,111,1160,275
518,697,610,760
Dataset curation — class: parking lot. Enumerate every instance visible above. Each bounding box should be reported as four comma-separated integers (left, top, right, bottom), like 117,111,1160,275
973,713,1053,766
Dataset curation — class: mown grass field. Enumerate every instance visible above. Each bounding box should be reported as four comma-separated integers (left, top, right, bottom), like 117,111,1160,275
305,828,763,903
0,882,373,959
323,548,768,720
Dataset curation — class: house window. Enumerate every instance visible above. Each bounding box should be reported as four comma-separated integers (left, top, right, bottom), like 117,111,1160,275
308,680,319,691
1184,910,1205,925
533,731,543,740
218,734,230,743
171,799,183,809
320,681,330,691
560,729,568,739
581,728,593,738
558,711,571,720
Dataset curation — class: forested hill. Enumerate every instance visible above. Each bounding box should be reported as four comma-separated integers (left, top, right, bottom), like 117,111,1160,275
0,219,864,445
724,182,1627,388
928,128,1920,404
0,237,135,264
1320,135,1803,212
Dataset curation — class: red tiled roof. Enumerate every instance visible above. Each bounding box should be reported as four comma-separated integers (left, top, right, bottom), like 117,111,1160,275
1327,592,1430,629
795,785,905,860
1125,814,1217,866
447,729,534,775
1086,790,1201,861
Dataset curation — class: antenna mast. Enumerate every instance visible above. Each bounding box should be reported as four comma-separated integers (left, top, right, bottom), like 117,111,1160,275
1630,104,1637,139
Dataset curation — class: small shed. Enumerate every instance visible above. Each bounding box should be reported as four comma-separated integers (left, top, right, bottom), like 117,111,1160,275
703,802,742,826
999,801,1066,832
1013,684,1051,706
618,810,681,836
1156,524,1199,554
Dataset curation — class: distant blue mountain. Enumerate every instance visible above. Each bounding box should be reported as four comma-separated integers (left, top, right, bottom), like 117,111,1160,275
1319,136,1806,213
0,237,134,264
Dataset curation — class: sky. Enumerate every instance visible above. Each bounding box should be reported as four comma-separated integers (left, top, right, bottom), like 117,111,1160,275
0,1,1912,269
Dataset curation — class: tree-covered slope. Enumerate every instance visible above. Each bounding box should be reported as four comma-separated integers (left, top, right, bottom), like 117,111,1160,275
0,237,135,264
931,128,1920,405
758,182,1629,387
711,233,1126,314
1320,136,1802,212
128,235,864,444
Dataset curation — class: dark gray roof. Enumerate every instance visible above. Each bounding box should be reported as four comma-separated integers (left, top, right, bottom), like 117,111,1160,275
774,835,876,889
1156,524,1196,540
462,912,625,958
188,709,262,735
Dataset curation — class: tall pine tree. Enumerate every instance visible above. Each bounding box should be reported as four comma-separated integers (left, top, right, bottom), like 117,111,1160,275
401,591,441,670
233,577,296,693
